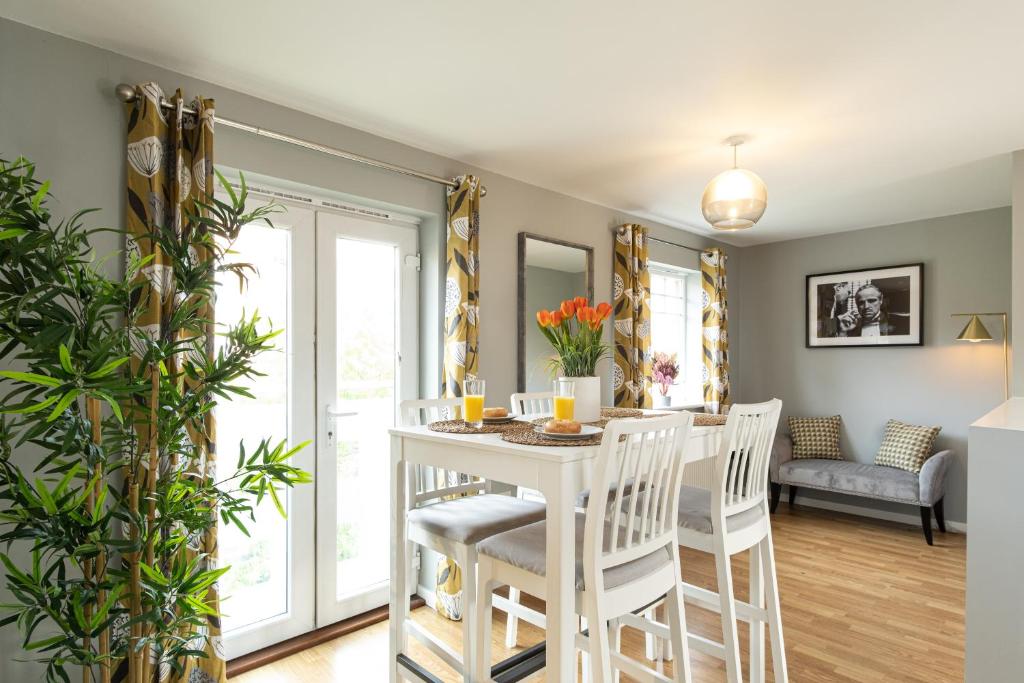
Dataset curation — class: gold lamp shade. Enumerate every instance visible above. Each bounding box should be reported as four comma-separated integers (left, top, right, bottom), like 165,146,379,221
956,314,992,342
701,139,768,231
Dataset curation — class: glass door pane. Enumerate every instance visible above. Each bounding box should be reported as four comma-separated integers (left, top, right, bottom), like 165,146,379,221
316,212,417,625
216,199,316,658
334,238,396,600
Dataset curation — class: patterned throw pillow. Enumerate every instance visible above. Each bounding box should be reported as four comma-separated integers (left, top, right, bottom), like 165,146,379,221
874,420,941,473
788,416,843,460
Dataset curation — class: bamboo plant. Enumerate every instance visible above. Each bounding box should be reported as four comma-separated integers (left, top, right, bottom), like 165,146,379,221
0,156,310,683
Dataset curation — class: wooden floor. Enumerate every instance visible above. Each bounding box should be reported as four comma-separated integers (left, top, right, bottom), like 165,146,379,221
230,505,965,682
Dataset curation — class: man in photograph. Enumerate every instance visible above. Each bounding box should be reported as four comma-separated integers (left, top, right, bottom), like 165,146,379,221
833,283,910,336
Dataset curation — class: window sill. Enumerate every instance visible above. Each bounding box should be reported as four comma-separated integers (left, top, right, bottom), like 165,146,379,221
653,402,705,413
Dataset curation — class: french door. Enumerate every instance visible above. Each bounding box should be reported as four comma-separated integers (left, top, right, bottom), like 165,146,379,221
315,212,418,624
216,192,418,657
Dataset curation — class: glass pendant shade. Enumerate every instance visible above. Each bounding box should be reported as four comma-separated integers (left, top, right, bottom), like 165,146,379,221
701,167,768,231
956,314,992,342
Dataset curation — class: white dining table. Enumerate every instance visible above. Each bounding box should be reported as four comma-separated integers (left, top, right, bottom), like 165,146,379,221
388,418,724,683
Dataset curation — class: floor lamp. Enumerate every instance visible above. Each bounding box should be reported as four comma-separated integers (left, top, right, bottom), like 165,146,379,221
952,312,1009,400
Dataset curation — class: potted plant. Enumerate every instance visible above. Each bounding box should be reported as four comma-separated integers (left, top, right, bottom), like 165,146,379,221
535,297,612,422
0,157,309,683
652,352,680,408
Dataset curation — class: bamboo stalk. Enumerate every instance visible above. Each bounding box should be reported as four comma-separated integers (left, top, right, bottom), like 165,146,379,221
86,398,112,683
128,481,142,683
140,366,160,683
83,400,95,683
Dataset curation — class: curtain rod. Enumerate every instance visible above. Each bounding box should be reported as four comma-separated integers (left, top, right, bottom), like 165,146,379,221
612,227,704,254
113,84,487,197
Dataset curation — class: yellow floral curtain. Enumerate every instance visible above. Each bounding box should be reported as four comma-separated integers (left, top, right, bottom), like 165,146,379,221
435,175,481,621
700,248,731,414
124,82,224,683
613,224,652,409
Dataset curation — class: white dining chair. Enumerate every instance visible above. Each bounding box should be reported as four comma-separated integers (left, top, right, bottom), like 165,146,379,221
628,399,787,683
510,391,554,416
399,398,548,682
474,412,697,683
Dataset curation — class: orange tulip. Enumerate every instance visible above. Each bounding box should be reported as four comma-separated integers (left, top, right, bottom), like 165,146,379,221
576,306,588,323
551,311,564,326
574,296,588,310
537,309,552,327
596,302,613,320
588,317,601,330
560,299,575,317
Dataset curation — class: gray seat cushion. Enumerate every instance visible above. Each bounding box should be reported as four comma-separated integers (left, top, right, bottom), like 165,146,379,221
407,494,546,544
778,458,920,504
675,485,764,534
477,512,673,591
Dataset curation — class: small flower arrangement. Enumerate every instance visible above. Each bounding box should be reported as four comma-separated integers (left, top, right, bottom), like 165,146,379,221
652,351,680,396
535,297,613,377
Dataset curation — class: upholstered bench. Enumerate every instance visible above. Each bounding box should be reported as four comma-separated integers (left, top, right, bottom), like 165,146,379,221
769,435,952,544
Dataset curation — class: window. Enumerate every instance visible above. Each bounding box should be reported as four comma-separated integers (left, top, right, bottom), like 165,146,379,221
649,261,703,407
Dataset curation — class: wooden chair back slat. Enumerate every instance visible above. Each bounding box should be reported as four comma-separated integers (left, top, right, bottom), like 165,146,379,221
400,398,486,505
713,399,783,516
510,391,554,416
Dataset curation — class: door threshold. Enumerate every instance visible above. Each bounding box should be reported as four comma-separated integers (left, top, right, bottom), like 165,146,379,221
227,596,426,677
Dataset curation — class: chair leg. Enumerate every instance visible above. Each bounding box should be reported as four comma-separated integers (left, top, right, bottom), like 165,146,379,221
760,534,788,683
473,556,494,682
787,485,797,507
749,544,765,683
504,586,520,648
644,607,658,661
920,506,934,546
934,498,947,533
460,547,477,683
666,567,693,683
609,618,622,683
585,605,614,683
769,482,781,513
713,536,743,683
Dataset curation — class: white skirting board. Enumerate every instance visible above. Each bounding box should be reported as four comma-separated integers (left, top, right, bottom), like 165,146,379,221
788,492,967,533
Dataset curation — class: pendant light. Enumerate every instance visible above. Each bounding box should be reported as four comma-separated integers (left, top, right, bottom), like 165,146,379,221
701,136,768,231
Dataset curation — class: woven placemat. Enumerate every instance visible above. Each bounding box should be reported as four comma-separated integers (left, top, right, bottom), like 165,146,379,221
530,407,653,429
427,419,533,435
694,413,728,426
501,427,604,447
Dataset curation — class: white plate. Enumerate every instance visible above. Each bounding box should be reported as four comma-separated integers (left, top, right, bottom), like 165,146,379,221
482,413,519,423
533,425,603,440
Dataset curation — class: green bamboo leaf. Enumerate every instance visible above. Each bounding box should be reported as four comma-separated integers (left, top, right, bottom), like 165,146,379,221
0,371,61,387
85,356,129,379
3,394,59,415
0,228,26,240
30,180,50,213
45,390,80,422
268,484,285,518
33,479,57,514
58,344,73,374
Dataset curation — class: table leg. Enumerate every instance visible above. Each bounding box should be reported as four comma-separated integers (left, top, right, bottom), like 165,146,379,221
542,462,576,683
389,435,409,683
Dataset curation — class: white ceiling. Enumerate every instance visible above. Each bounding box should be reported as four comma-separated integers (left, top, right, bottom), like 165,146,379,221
5,1,1023,245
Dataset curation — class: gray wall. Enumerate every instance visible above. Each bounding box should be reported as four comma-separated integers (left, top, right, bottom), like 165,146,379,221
736,207,1012,524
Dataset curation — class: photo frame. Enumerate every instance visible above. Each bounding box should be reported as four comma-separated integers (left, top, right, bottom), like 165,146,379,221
806,263,923,348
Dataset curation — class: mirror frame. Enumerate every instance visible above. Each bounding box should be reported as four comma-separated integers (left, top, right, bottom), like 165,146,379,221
517,232,595,392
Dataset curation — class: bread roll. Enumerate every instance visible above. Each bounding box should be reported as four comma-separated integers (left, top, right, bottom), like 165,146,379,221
483,407,508,418
544,419,581,434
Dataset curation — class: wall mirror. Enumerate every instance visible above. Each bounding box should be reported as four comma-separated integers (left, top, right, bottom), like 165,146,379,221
517,232,594,392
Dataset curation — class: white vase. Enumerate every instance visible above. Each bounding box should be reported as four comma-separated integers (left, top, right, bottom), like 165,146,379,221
564,375,601,423
655,394,671,408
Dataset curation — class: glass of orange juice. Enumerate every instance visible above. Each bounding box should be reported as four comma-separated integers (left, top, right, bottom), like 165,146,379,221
553,379,575,421
463,379,485,428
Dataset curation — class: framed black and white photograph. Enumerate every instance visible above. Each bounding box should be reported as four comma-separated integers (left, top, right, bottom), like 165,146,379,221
806,263,923,348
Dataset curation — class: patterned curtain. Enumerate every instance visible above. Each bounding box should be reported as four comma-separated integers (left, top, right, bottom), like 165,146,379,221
700,248,731,414
124,83,224,683
441,175,481,398
612,224,652,409
434,175,481,621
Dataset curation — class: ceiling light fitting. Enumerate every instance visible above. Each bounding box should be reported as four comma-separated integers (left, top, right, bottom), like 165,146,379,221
701,136,768,231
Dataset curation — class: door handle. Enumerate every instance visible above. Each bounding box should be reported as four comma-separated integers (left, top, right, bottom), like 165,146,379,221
325,407,358,448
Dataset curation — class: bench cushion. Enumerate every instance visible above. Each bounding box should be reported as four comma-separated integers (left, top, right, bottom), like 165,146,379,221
778,458,921,504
